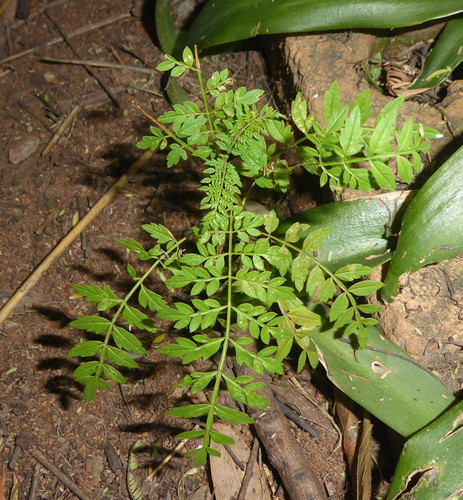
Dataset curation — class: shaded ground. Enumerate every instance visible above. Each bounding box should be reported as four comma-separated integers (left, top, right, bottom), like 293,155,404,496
0,1,461,499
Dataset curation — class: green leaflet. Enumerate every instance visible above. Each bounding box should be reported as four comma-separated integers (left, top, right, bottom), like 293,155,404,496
307,323,455,437
69,315,111,334
411,16,463,89
387,400,463,499
185,0,463,50
382,145,463,301
72,284,121,311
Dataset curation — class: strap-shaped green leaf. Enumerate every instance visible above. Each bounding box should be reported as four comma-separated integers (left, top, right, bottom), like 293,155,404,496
411,16,463,89
387,399,463,499
307,324,455,437
277,191,413,270
186,0,463,50
382,145,463,301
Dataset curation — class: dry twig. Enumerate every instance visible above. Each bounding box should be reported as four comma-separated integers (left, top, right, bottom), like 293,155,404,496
29,447,92,500
9,0,70,28
0,0,14,16
0,151,153,327
40,56,156,75
234,353,328,499
237,437,260,500
44,11,121,108
146,425,201,482
41,104,80,156
27,463,42,500
0,12,131,65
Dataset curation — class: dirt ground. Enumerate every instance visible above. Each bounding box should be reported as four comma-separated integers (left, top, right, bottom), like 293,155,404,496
0,1,461,499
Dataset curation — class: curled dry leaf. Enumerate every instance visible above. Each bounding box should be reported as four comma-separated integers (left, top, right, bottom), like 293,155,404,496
385,63,430,97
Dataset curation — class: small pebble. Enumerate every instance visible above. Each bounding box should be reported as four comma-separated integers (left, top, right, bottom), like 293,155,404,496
44,71,59,84
8,136,40,164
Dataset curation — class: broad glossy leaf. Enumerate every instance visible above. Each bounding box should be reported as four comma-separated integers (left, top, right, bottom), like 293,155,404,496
387,399,463,499
307,324,455,437
276,191,414,270
154,0,190,103
186,0,463,50
155,0,185,54
382,145,463,301
411,17,463,89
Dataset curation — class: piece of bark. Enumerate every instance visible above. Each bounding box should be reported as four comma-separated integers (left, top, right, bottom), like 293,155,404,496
234,363,327,500
271,381,335,434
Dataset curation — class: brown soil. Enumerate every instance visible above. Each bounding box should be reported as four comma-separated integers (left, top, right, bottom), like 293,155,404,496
0,2,461,500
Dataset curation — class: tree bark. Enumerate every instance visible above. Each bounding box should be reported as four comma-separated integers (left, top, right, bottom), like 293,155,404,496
234,363,327,500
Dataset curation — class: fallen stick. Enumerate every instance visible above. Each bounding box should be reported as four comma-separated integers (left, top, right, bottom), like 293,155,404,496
45,11,121,108
237,437,260,500
29,447,92,500
27,463,42,500
40,56,156,75
0,150,153,327
245,378,328,500
234,352,328,500
0,12,131,65
41,104,80,156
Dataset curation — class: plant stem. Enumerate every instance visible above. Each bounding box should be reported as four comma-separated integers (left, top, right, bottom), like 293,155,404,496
195,47,215,141
95,239,185,380
204,213,235,437
269,235,364,319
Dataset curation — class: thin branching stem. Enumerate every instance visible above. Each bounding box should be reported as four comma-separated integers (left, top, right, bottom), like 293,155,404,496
195,47,216,141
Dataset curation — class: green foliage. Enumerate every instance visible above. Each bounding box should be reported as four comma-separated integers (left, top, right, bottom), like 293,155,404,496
175,0,463,91
69,50,437,465
382,143,463,300
306,322,455,437
387,399,463,499
410,17,463,90
293,82,438,191
183,0,463,51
